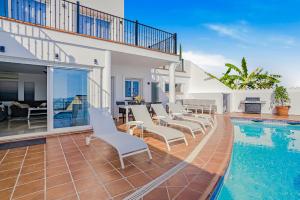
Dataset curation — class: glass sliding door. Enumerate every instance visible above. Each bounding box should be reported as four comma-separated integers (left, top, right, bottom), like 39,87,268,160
53,68,89,129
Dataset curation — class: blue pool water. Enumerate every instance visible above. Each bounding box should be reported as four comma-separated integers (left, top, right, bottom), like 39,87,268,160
218,120,300,200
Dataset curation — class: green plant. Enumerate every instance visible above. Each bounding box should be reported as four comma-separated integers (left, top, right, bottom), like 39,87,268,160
274,86,290,106
207,57,281,89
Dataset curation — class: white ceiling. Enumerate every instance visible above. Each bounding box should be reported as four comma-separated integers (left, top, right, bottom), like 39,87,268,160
0,61,46,74
111,51,172,67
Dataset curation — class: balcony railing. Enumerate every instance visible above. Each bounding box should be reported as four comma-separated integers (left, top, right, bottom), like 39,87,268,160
0,0,177,54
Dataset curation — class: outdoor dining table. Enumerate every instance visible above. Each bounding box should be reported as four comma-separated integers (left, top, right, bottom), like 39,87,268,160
117,101,160,123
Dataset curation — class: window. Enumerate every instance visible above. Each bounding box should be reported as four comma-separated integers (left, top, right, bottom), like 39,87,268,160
12,0,46,25
53,68,89,129
78,14,94,36
175,83,183,93
164,83,183,93
125,79,140,98
96,19,110,39
79,14,110,40
0,0,8,17
165,83,169,93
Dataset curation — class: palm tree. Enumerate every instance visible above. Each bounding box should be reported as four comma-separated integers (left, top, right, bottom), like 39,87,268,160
207,57,281,89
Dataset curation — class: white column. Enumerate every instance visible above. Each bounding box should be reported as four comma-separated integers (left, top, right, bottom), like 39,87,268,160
47,66,54,131
169,63,177,103
102,50,112,112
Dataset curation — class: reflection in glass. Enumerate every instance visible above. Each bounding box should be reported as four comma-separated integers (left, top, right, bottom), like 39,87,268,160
132,81,139,97
53,68,89,128
125,80,140,98
12,0,46,25
125,80,131,98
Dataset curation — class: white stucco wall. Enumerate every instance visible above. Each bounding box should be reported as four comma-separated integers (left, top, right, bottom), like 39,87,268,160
185,60,231,93
174,60,232,114
112,64,152,103
18,73,47,101
80,0,124,17
185,93,224,114
151,69,190,105
230,88,300,115
0,19,178,69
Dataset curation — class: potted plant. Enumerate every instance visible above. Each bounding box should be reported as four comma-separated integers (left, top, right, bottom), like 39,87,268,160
274,85,290,116
134,95,143,104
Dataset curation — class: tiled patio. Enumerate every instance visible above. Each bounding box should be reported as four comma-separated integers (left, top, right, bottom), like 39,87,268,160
0,115,234,200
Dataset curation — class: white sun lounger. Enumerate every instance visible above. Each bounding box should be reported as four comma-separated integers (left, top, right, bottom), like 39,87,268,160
151,104,205,138
130,105,188,151
168,103,213,128
86,107,152,169
173,103,214,123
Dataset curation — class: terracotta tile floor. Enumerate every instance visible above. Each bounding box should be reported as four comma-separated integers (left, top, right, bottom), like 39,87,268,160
143,115,234,200
0,115,234,200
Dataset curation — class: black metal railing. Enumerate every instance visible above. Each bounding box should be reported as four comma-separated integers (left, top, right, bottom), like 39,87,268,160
0,0,177,54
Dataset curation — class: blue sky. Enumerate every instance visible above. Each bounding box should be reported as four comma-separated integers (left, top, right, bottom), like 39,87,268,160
125,0,300,87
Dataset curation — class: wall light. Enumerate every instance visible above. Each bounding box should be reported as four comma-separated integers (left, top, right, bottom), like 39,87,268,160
55,53,59,59
0,46,5,53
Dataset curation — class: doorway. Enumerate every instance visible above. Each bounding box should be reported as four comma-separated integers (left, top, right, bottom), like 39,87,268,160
151,82,159,103
0,62,47,138
223,93,230,113
24,82,35,101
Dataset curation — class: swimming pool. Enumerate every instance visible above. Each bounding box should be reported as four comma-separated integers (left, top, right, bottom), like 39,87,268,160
218,119,300,200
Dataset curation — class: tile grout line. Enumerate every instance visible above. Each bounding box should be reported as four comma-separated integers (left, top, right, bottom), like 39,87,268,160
0,149,10,165
165,186,171,200
44,143,47,200
176,119,225,199
70,135,112,199
9,146,29,200
171,124,222,199
124,115,218,200
57,136,80,200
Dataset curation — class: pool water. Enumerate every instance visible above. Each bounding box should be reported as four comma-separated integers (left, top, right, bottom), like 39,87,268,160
218,120,300,200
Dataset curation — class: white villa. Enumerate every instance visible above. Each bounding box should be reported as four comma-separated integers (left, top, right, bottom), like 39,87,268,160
0,0,300,141
1,1,300,200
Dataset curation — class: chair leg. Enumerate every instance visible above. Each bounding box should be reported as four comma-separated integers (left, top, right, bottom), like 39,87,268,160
166,141,171,151
85,136,91,145
119,156,125,169
184,137,188,146
147,148,152,160
190,128,196,138
201,126,205,134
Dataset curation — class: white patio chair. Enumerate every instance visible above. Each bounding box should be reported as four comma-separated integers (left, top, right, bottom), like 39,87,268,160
86,107,152,169
168,103,213,128
151,104,205,138
130,105,188,151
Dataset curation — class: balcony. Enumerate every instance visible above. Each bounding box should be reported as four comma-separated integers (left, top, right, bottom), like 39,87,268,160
0,0,177,55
